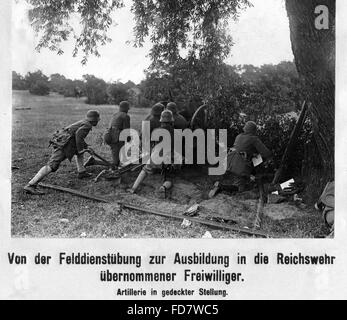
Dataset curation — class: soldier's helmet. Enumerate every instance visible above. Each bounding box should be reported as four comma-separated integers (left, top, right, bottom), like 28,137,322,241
119,101,130,112
160,110,174,123
152,103,165,116
243,121,257,134
166,102,178,115
86,110,100,122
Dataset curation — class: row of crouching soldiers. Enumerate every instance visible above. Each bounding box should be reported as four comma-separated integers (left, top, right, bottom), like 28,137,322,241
24,101,191,194
24,100,272,225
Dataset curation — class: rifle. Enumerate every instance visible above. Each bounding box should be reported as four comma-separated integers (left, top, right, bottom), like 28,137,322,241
81,148,146,182
80,148,114,168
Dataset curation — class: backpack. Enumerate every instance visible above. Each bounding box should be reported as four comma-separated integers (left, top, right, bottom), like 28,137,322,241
49,128,73,149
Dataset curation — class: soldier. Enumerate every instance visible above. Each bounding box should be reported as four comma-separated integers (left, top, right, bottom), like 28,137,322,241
24,110,100,195
144,103,165,133
86,101,131,168
209,121,273,198
130,109,181,194
166,102,188,129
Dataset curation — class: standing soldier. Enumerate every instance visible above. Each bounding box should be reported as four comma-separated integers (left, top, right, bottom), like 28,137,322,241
86,101,131,168
24,110,100,195
130,109,181,194
166,102,188,129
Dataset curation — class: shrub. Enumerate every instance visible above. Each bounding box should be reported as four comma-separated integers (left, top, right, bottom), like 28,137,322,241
207,93,315,180
12,71,28,90
29,79,50,96
25,70,50,96
83,75,108,105
107,82,129,105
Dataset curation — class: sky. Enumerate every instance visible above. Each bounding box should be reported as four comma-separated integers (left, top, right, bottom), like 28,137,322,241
12,0,294,84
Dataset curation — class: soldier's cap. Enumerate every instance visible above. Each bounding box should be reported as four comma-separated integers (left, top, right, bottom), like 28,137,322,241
243,121,257,134
152,103,165,116
160,109,174,123
119,101,130,112
166,102,178,115
86,110,100,122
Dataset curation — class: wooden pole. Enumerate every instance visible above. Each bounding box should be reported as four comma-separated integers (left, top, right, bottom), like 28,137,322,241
120,203,270,238
272,101,309,184
38,183,271,237
38,183,109,203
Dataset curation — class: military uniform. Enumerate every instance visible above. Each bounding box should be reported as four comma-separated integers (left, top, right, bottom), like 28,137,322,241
209,121,272,198
166,102,188,130
24,110,100,195
48,119,93,172
227,132,272,177
144,103,164,133
131,110,182,194
142,122,181,175
228,122,271,189
105,101,131,167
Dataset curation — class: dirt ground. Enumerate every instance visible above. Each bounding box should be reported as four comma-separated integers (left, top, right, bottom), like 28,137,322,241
11,90,329,238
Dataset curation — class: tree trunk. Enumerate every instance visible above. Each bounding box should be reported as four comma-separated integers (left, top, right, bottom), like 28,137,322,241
285,0,335,190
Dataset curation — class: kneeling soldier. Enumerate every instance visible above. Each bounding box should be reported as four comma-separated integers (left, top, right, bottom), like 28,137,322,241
130,110,182,194
209,121,272,197
144,103,165,134
24,110,100,195
166,102,188,130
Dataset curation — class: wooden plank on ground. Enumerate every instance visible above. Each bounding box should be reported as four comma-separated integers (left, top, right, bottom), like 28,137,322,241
38,182,109,203
39,182,271,237
120,203,270,238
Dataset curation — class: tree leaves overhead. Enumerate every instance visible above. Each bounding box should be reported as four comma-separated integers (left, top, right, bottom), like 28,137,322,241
26,0,251,66
27,0,125,64
131,0,252,68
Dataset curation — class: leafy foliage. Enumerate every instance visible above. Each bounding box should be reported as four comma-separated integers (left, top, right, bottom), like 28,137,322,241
12,71,28,90
83,74,108,104
49,73,68,94
27,0,125,64
131,0,251,68
26,0,251,66
25,70,50,95
107,81,134,104
138,60,303,119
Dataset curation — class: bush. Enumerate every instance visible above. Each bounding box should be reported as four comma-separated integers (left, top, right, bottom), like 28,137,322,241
12,71,28,90
206,92,315,180
83,75,108,105
107,82,129,105
25,70,50,96
258,115,316,181
29,79,50,96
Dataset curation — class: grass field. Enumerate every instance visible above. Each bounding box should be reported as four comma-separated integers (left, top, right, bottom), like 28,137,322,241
11,90,329,238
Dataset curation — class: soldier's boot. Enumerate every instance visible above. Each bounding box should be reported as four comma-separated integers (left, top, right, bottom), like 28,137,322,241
159,181,173,196
84,156,107,167
208,181,220,199
24,165,52,195
130,170,147,194
75,154,92,179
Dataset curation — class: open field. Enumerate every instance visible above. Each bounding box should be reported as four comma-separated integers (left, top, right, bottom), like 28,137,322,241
11,90,329,238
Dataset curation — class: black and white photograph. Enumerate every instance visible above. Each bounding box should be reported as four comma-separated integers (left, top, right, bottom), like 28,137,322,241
2,0,347,303
10,0,335,239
